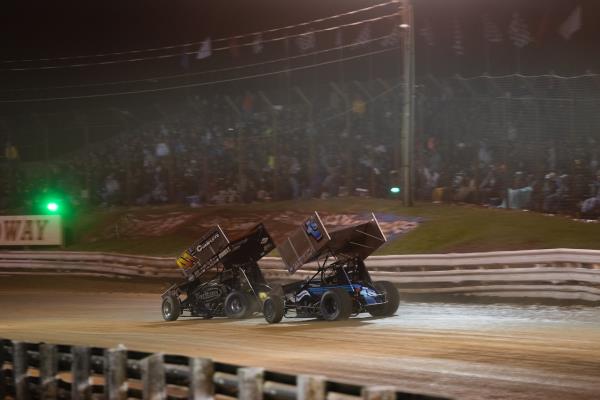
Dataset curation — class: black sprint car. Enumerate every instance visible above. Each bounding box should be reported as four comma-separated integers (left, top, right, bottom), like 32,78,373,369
161,223,275,321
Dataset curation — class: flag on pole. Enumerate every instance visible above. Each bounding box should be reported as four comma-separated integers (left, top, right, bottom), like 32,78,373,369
508,12,532,48
452,18,464,56
251,33,263,54
558,6,582,40
380,25,401,47
419,19,435,46
334,29,343,47
180,52,190,69
229,37,240,58
483,13,503,43
295,30,316,51
196,37,211,59
352,23,371,47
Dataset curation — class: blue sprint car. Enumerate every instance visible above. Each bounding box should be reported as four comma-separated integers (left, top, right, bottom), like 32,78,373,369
263,212,400,323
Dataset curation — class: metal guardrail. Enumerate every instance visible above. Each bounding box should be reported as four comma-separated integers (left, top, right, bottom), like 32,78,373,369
0,339,448,400
1,249,600,301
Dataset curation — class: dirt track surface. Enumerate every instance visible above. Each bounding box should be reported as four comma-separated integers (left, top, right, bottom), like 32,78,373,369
1,278,599,400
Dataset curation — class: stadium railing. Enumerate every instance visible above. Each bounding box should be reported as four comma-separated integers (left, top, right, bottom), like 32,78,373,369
1,249,600,302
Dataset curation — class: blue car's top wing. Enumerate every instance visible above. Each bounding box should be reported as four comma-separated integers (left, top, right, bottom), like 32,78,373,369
277,212,386,274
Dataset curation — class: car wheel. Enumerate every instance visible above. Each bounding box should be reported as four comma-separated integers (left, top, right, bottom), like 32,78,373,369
368,281,400,317
320,288,353,321
263,294,285,324
162,295,181,321
224,291,253,319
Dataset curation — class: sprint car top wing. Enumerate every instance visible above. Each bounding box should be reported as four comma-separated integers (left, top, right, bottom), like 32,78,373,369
277,212,387,274
176,223,275,280
221,223,275,266
176,225,230,278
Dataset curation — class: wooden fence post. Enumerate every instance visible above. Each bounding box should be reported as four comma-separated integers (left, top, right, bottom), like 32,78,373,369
71,346,91,400
362,386,396,400
140,353,165,400
237,367,263,400
12,341,28,400
105,345,127,400
297,375,326,400
39,343,58,400
188,357,214,400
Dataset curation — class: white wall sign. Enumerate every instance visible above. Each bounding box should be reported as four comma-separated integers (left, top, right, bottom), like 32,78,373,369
0,215,63,246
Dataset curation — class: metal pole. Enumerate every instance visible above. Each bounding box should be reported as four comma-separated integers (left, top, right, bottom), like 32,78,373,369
330,82,353,194
294,87,316,190
34,114,51,185
78,114,92,205
401,0,415,206
225,96,246,198
259,91,278,200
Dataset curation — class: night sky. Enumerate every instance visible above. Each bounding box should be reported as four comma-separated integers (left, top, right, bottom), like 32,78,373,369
1,0,599,156
3,0,597,81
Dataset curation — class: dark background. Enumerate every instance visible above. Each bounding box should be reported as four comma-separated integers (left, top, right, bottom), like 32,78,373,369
1,0,598,159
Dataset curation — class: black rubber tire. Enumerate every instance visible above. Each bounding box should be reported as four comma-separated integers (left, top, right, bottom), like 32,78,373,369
368,281,400,317
263,294,285,324
161,295,181,321
320,288,353,321
224,291,253,319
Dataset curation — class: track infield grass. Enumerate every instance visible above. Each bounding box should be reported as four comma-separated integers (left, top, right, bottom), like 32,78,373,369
60,198,600,256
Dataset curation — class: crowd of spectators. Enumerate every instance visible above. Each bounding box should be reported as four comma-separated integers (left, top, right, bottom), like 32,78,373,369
1,86,397,211
2,77,600,219
415,81,600,217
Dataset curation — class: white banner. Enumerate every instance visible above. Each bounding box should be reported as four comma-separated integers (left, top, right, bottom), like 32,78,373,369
0,215,63,246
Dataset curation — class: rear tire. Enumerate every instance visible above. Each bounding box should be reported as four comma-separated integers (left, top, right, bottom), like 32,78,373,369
263,295,285,324
224,291,253,319
320,288,353,321
368,281,400,317
162,295,181,321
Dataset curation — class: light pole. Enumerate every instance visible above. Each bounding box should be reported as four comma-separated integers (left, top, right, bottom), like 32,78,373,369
400,0,415,206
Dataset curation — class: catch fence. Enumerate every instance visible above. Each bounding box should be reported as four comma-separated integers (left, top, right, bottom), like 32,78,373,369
0,339,447,400
418,74,600,212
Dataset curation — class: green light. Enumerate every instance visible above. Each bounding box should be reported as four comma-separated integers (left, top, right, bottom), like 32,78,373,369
46,202,59,212
390,187,401,194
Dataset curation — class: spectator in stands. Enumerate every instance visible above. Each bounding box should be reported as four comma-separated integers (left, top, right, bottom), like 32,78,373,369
581,171,600,215
542,173,571,213
4,140,19,162
479,165,504,206
478,140,492,168
155,137,170,158
101,174,120,206
452,171,477,203
418,166,439,201
503,171,533,209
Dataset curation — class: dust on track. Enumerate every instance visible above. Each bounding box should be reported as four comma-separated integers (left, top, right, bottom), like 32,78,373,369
1,277,599,400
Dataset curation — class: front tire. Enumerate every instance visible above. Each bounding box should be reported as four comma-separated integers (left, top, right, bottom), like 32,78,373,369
162,295,181,321
224,291,253,319
320,288,353,321
263,295,285,324
368,281,400,317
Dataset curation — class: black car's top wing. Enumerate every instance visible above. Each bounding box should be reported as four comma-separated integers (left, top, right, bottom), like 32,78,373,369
221,223,275,266
277,212,386,274
176,225,230,278
176,223,274,280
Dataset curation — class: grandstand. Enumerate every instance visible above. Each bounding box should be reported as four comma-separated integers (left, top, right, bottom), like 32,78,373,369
1,0,599,217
